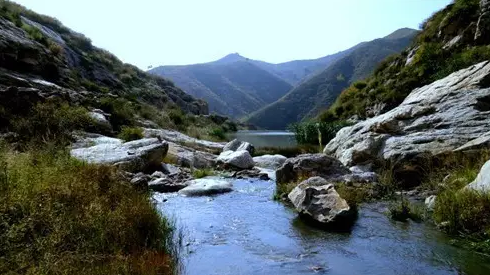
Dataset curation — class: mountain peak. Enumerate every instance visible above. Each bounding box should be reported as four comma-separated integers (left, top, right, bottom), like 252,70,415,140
213,53,247,64
383,28,419,40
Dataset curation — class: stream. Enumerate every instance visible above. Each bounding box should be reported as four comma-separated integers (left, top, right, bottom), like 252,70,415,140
155,178,490,275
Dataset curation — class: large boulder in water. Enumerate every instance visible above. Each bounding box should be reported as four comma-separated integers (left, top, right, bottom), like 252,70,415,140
253,154,287,170
324,61,490,168
178,178,233,196
276,154,350,185
288,177,356,226
223,139,255,155
71,136,168,173
466,159,490,192
217,150,254,169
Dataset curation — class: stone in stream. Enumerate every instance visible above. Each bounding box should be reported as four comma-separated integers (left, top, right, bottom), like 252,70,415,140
288,177,356,228
178,178,233,196
223,139,255,155
253,154,287,170
276,153,351,185
425,195,437,211
217,150,255,169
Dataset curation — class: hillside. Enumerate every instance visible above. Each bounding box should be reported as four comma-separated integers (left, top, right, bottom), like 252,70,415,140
149,58,293,118
321,0,490,121
246,28,418,129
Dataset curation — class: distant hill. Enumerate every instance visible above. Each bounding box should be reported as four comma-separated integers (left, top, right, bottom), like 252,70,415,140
245,28,418,129
149,58,293,118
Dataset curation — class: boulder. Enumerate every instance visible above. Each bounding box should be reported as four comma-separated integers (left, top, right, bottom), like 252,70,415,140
149,177,189,193
467,159,490,192
288,177,356,226
223,139,255,155
325,61,490,167
165,142,216,169
232,168,270,181
217,150,254,169
144,128,224,153
253,154,287,170
178,178,233,196
70,137,168,173
130,173,151,190
425,195,437,211
276,154,350,185
88,109,112,130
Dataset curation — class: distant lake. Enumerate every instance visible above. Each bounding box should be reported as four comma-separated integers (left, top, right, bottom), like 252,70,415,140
227,130,297,148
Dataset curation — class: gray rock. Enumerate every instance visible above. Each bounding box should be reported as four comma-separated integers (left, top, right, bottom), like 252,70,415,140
288,177,356,225
144,128,224,153
325,61,490,167
276,154,350,185
148,177,189,193
425,195,437,211
70,137,168,173
223,139,255,155
178,178,233,196
217,150,254,169
253,154,287,170
166,142,217,169
467,159,490,192
232,168,270,181
151,171,166,179
161,163,182,175
130,173,151,190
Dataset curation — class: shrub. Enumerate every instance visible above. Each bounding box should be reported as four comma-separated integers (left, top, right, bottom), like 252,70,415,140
208,127,226,141
118,126,144,142
192,169,215,179
0,148,180,275
254,145,319,158
97,97,135,131
289,121,350,146
168,109,185,126
12,102,95,145
388,198,424,222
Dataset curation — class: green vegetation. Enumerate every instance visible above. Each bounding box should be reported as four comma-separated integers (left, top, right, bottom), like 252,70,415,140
289,121,350,146
254,145,320,158
0,147,180,275
208,127,226,141
247,28,417,129
321,0,489,121
192,168,216,179
118,126,144,142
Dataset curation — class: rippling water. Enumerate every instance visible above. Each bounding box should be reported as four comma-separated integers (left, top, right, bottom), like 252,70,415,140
156,178,490,275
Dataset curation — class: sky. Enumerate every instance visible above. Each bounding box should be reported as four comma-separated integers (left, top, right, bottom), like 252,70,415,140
13,0,452,69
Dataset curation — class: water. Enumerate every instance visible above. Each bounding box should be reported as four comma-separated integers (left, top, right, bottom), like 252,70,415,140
156,178,490,275
228,130,297,148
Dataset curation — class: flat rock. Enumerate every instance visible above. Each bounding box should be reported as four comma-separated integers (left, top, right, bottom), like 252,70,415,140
178,178,233,196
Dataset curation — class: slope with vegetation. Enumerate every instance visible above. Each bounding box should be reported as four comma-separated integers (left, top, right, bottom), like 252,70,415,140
246,28,418,129
0,1,241,273
320,0,490,121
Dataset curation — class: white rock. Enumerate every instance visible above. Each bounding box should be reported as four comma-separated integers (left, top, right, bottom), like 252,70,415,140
178,178,233,196
253,154,287,170
467,160,490,192
425,195,437,211
217,150,254,169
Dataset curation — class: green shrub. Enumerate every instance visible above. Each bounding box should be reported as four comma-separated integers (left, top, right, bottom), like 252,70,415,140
118,126,144,142
12,102,94,145
168,109,185,126
97,97,135,131
192,169,215,179
208,127,226,141
289,121,350,146
0,148,180,275
254,145,319,158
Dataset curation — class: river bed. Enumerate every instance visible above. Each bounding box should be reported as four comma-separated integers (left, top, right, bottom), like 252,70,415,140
155,178,490,275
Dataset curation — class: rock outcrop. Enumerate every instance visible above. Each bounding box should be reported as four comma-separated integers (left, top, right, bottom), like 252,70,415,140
253,154,287,170
276,154,350,185
70,136,168,173
217,150,255,169
325,61,490,168
223,139,255,155
165,142,217,169
144,128,224,153
467,159,490,192
288,177,356,226
178,178,233,196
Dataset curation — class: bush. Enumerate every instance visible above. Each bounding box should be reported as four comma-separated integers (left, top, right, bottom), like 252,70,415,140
12,102,95,145
254,145,319,158
289,121,350,146
97,97,135,131
168,109,185,126
0,148,180,275
388,198,424,222
208,127,226,141
118,126,144,142
192,168,215,179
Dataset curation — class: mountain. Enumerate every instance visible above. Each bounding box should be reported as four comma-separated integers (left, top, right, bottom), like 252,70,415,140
321,0,490,122
149,56,293,118
245,28,418,129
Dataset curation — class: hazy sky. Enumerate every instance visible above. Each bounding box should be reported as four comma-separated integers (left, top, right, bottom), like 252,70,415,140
13,0,452,68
